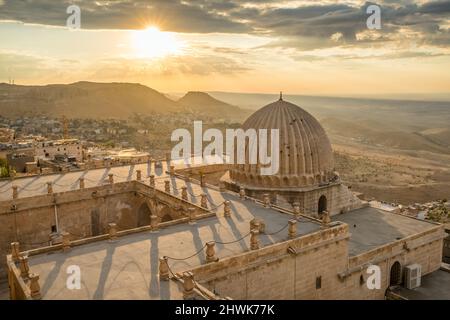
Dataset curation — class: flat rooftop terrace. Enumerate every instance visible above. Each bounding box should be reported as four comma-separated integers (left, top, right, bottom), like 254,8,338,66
25,179,320,299
333,206,439,256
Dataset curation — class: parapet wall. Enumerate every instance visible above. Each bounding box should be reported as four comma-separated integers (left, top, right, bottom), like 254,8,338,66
189,223,351,299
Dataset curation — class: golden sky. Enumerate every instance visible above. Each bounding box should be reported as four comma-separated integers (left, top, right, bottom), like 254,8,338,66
0,0,449,97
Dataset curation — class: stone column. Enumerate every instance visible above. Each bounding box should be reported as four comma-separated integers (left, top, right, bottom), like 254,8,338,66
149,175,155,188
108,173,114,184
79,178,85,189
10,242,20,262
239,187,245,199
250,219,260,232
12,186,18,200
19,255,30,279
47,182,53,194
219,181,226,192
29,273,41,300
182,271,195,300
205,242,218,263
181,186,188,201
263,194,270,207
250,230,259,250
170,165,175,176
288,220,297,239
136,170,142,181
159,257,170,281
108,223,117,241
293,203,300,217
188,208,196,224
200,194,208,209
165,152,171,162
321,210,331,226
164,180,171,193
223,201,231,217
150,215,159,231
61,232,71,251
200,174,206,187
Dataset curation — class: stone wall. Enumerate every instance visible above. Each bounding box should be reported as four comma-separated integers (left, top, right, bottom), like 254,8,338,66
0,181,206,280
188,223,444,300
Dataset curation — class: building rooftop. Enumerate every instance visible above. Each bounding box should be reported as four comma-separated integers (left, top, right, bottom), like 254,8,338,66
390,268,450,300
333,206,439,256
26,175,320,299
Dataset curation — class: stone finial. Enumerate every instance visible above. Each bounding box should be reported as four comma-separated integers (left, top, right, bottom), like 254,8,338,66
263,194,270,207
11,242,20,262
164,180,171,193
321,210,331,226
29,273,41,300
47,182,53,194
108,223,117,241
188,208,196,224
150,215,159,231
136,170,142,181
170,165,175,176
288,219,297,239
293,203,300,217
79,178,85,189
224,201,231,217
239,187,245,199
12,185,18,199
182,271,195,300
206,242,218,263
250,230,259,250
61,232,71,251
108,173,114,184
200,194,208,209
149,175,155,188
181,186,188,201
159,257,170,281
250,218,265,233
19,254,30,279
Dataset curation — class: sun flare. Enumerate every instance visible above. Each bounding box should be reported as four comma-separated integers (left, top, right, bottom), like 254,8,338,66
132,26,183,58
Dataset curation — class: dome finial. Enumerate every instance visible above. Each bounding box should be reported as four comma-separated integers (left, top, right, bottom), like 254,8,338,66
279,91,283,101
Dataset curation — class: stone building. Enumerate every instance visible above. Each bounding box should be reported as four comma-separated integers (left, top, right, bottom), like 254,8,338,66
227,95,361,217
1,98,448,300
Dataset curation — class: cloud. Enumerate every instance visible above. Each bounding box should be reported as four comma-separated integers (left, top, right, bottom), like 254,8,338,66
0,0,449,55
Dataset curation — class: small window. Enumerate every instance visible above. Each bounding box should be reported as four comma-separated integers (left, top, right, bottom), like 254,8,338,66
316,276,322,289
51,225,57,233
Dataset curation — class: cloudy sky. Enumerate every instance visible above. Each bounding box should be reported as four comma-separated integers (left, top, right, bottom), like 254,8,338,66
0,0,449,97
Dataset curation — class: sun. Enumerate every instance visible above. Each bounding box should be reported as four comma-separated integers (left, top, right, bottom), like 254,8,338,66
132,26,183,58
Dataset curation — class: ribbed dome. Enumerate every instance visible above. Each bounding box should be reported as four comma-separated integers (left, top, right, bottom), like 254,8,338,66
230,97,335,189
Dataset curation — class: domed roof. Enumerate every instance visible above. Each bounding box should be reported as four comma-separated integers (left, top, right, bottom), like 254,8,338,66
230,96,335,189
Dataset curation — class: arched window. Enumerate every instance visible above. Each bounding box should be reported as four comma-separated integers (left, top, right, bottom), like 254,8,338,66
390,261,402,286
137,203,151,227
318,195,327,214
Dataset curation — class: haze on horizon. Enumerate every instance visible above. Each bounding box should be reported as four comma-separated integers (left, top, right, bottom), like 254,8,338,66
0,0,450,98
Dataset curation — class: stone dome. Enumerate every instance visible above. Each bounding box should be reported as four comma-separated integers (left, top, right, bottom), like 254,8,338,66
230,96,335,189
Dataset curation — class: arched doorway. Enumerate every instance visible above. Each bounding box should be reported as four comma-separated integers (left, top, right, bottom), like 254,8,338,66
137,202,151,227
389,261,402,286
318,195,327,215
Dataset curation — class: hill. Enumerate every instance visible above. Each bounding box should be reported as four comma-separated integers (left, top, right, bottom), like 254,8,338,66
177,91,246,119
0,82,246,120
